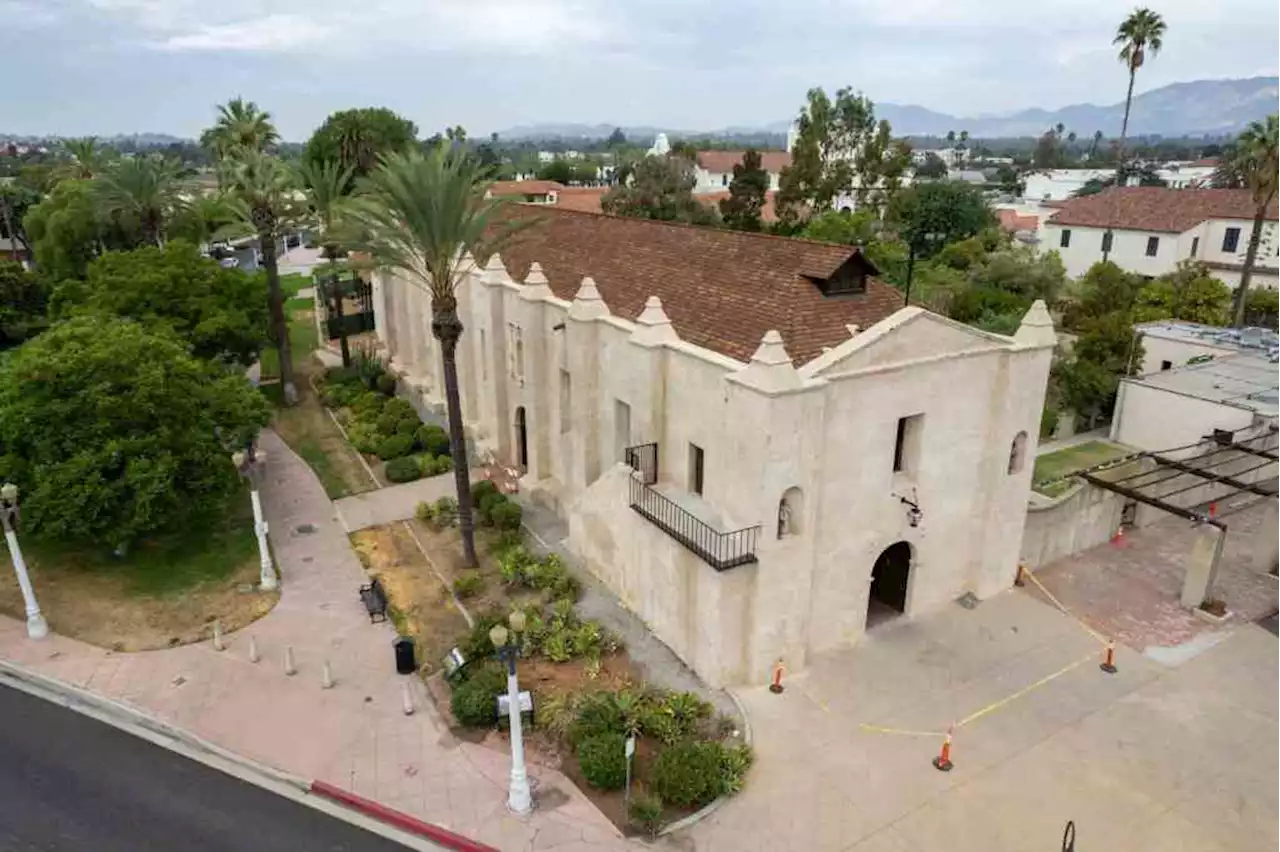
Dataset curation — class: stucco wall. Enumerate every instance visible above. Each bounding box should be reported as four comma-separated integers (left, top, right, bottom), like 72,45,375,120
1111,379,1258,450
1137,334,1237,375
1021,482,1129,570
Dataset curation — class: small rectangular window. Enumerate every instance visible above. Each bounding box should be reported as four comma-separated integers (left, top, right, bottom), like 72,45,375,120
1190,236,1200,257
1160,360,1172,371
1145,236,1159,257
559,370,571,433
688,443,705,496
1222,227,1241,253
506,322,524,382
1060,229,1071,248
893,414,924,475
1101,231,1113,253
614,399,631,462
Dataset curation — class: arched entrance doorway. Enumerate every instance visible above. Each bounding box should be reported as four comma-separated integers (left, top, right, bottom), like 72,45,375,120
514,406,528,472
867,541,912,628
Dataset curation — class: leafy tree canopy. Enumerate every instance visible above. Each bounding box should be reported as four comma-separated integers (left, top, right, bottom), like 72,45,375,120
1133,261,1232,326
1064,260,1145,327
0,261,49,347
0,317,270,549
24,179,137,280
52,241,269,367
600,156,718,226
800,209,880,245
719,149,770,232
885,180,995,255
303,107,419,183
914,152,948,180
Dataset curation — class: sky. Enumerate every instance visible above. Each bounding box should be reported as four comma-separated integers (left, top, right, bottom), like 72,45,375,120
4,0,1278,140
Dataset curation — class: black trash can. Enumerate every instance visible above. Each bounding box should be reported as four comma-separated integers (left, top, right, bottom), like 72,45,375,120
393,636,416,674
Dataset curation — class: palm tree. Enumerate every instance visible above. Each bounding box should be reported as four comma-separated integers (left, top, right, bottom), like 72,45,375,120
57,137,110,180
343,145,530,567
1113,9,1166,166
201,97,280,161
171,193,238,247
299,158,355,363
95,155,184,246
1223,115,1279,327
221,149,305,403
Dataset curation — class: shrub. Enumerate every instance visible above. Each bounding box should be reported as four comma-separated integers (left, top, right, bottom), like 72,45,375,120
491,530,523,555
453,572,484,599
377,433,415,460
376,411,403,436
384,456,422,483
421,495,458,526
478,490,506,524
498,546,535,585
382,397,416,422
542,627,574,662
417,423,451,457
569,692,625,746
1040,406,1060,440
650,741,726,808
488,499,523,531
324,365,361,386
628,792,664,838
450,664,505,727
415,501,434,522
471,479,500,508
375,372,397,396
347,423,380,455
351,391,387,418
576,733,628,790
421,454,454,476
571,622,605,658
718,743,754,796
459,612,504,661
395,417,418,437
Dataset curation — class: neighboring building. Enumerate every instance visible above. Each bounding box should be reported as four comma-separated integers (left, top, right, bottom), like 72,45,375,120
1022,165,1217,203
1115,320,1279,452
692,150,789,194
372,208,1056,687
1041,187,1280,289
486,180,564,205
648,133,671,157
996,209,1041,245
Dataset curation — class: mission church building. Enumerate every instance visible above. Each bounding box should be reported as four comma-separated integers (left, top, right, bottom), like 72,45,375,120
372,208,1055,687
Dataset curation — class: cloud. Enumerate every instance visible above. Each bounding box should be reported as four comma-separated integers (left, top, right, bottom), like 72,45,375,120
157,14,332,51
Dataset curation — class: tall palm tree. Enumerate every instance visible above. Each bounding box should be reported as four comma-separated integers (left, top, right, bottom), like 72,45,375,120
1089,130,1104,160
1113,9,1166,167
95,155,184,246
57,137,110,180
343,145,529,567
299,158,355,363
221,149,305,403
201,97,280,161
1224,115,1279,327
171,193,238,247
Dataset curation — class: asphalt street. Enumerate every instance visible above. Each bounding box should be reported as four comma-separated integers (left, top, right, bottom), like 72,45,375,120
0,683,413,851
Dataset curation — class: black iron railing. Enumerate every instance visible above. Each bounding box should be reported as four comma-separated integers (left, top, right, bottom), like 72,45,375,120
624,442,759,571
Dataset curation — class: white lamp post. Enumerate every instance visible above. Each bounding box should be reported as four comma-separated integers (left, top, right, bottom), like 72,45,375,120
0,483,48,639
232,446,278,592
490,610,532,815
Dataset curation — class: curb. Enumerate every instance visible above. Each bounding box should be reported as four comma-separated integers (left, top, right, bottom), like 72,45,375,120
657,686,754,838
310,780,499,852
0,658,310,794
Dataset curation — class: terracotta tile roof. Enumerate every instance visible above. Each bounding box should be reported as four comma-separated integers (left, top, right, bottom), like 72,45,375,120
552,187,607,213
695,150,791,175
996,209,1039,232
488,180,564,197
490,207,903,365
1046,187,1279,233
695,190,779,222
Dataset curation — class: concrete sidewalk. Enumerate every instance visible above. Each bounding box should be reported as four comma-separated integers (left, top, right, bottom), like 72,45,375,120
0,430,631,852
333,471,469,532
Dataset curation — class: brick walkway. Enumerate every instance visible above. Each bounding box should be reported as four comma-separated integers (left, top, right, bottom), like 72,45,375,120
0,429,632,852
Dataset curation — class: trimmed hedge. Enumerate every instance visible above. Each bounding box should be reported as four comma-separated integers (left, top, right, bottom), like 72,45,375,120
384,456,423,483
376,433,415,460
451,664,506,728
488,499,522,531
417,424,451,457
576,733,628,790
471,479,500,507
649,741,725,808
375,372,397,396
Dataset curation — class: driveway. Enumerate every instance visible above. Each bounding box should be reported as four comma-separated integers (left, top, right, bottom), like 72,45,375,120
685,590,1277,851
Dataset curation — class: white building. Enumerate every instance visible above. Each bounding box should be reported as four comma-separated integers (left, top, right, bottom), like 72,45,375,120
647,133,671,157
1022,165,1217,204
1040,187,1279,289
692,150,788,194
1114,320,1278,451
372,207,1055,687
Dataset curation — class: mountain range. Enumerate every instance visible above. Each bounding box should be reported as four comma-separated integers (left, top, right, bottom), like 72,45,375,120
497,76,1279,142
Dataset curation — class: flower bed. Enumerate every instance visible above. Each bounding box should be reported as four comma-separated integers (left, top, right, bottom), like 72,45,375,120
418,487,752,836
315,348,454,483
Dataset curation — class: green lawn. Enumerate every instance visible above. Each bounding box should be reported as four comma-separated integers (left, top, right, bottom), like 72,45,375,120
1033,440,1132,497
259,303,319,381
277,272,312,298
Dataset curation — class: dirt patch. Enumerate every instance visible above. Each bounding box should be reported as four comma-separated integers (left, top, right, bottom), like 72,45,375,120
0,539,277,652
350,523,469,675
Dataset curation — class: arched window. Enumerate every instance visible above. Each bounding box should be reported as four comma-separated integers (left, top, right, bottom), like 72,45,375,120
1008,431,1028,474
777,487,804,538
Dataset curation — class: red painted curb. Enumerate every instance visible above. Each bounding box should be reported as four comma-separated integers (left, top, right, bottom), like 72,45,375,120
310,780,499,852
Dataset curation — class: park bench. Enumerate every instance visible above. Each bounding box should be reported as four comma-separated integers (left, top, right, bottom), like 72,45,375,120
358,577,388,623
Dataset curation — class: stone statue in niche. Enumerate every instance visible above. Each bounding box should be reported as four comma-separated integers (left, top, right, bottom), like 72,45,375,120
777,497,793,539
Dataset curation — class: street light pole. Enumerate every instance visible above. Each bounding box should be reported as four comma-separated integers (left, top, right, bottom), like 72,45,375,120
0,484,48,639
232,446,278,592
490,611,532,815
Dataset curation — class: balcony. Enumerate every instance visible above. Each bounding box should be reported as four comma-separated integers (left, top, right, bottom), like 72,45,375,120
624,443,759,571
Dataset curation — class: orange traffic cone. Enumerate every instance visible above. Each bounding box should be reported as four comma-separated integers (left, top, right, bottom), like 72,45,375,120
1111,526,1127,548
1014,563,1027,587
769,660,786,694
1100,641,1118,674
932,727,954,772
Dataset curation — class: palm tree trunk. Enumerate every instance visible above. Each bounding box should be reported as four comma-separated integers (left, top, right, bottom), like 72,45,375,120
1118,69,1136,160
1232,207,1267,327
262,231,297,404
432,304,478,568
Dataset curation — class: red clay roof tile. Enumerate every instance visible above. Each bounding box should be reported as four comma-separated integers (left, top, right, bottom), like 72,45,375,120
1047,187,1278,233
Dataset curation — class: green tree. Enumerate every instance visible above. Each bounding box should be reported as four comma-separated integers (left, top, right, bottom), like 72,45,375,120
914,153,948,180
776,87,877,224
1033,128,1065,169
1063,260,1144,327
800,209,880,245
1056,311,1143,426
600,156,717,226
170,193,238,247
1220,115,1279,326
607,128,627,148
52,241,268,367
219,148,305,403
55,137,112,181
343,145,530,567
536,159,575,184
201,98,279,161
885,181,995,254
1133,262,1232,325
95,155,185,246
719,149,769,232
0,184,40,263
995,164,1024,196
0,260,49,346
971,245,1067,304
1244,287,1279,328
302,107,418,183
1113,9,1166,169
25,179,134,280
298,158,355,363
0,316,270,550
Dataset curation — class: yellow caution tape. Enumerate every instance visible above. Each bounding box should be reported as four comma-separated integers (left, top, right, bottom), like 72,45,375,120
955,651,1096,729
1020,568,1110,646
857,723,949,737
